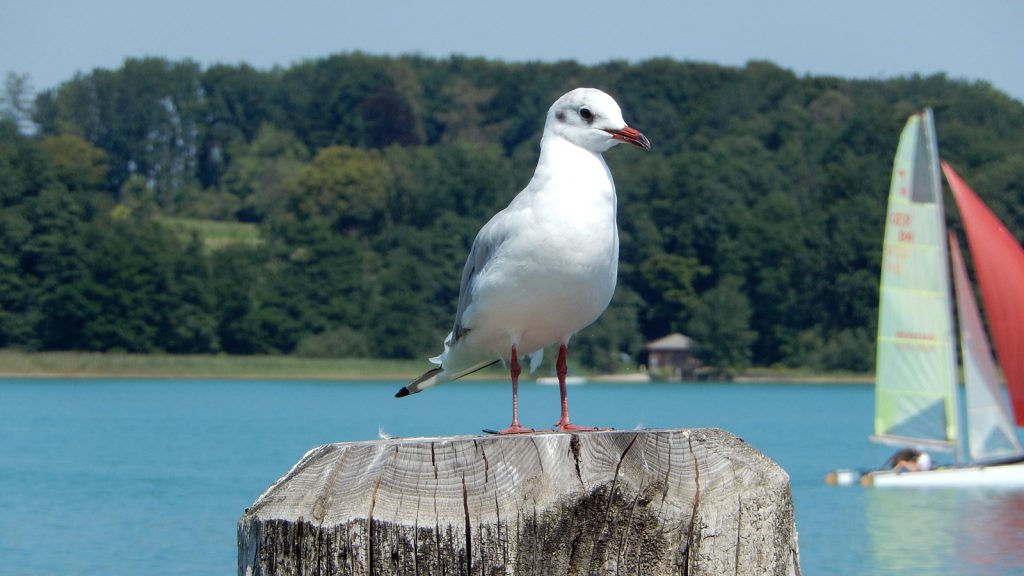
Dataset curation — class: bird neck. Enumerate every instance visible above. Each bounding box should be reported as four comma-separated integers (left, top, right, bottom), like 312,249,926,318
529,135,615,199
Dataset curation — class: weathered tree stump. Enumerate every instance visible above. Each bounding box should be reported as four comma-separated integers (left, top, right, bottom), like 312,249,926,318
238,428,800,576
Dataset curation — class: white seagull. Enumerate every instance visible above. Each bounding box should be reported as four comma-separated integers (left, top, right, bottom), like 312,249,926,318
395,87,650,434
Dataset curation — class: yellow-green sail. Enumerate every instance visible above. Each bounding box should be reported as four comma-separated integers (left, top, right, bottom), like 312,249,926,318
872,110,959,453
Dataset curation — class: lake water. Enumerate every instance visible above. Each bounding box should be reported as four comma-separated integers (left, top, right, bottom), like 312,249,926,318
2,377,1023,575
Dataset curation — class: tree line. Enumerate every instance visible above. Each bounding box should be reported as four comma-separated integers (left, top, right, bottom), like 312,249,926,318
2,54,1023,374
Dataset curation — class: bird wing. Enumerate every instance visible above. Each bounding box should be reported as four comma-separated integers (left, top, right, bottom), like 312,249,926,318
451,202,520,343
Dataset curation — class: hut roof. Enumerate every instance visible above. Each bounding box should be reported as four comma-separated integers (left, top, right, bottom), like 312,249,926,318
645,333,694,351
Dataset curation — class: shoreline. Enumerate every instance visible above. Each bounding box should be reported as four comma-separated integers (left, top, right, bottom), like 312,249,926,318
732,374,873,384
0,351,873,384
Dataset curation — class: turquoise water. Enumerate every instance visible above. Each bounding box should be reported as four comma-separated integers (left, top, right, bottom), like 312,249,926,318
2,378,1023,575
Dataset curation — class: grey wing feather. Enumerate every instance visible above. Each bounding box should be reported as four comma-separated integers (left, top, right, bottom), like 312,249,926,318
451,217,506,342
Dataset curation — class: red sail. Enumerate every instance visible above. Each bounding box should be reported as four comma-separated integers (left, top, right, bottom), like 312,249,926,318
943,162,1024,426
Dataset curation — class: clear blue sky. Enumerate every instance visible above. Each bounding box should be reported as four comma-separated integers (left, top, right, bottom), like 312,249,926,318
2,0,1022,102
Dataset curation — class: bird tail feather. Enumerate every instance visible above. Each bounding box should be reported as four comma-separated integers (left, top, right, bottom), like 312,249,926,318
396,367,442,397
395,359,500,398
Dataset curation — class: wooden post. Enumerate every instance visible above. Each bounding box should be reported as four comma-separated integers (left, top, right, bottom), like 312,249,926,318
238,428,800,576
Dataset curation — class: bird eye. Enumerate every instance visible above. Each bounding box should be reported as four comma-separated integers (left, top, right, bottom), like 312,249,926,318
578,107,593,121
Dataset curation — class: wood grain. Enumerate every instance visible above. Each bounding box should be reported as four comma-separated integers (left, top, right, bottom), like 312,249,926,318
238,428,800,575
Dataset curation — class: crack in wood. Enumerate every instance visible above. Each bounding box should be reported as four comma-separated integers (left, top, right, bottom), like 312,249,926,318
414,492,421,576
432,442,443,576
478,441,490,485
606,433,640,515
494,491,504,570
531,505,539,573
462,474,472,576
662,432,672,506
681,435,701,576
494,438,510,571
615,476,643,576
734,493,742,576
315,521,324,574
528,436,544,472
434,516,443,576
567,530,583,576
583,431,641,575
431,442,438,480
569,434,584,488
369,476,382,574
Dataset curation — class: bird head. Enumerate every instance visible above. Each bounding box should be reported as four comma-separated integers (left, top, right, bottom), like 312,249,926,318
545,88,651,153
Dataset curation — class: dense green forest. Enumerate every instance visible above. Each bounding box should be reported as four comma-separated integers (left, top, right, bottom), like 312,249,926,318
2,54,1023,374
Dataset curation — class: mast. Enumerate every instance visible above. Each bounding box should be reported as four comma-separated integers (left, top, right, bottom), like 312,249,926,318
923,109,965,463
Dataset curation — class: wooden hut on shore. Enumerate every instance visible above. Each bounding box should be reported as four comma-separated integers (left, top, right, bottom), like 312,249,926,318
644,333,699,380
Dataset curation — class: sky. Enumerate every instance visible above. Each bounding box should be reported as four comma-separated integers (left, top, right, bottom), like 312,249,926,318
2,0,1023,103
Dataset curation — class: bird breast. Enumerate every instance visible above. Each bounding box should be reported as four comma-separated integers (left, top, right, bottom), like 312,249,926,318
469,174,619,350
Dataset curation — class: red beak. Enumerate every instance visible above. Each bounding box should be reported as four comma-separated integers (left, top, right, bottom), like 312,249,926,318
605,126,651,151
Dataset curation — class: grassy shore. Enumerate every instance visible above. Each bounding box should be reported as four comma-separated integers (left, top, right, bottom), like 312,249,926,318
731,367,873,384
0,350,431,380
0,350,871,382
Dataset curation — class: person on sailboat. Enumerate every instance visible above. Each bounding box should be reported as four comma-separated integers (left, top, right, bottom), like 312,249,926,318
915,451,932,471
887,448,933,473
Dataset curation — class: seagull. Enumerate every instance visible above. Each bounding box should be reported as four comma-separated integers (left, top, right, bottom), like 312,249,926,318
395,87,650,434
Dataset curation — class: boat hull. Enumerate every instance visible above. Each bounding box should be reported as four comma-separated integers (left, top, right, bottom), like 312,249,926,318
535,376,586,386
862,462,1024,488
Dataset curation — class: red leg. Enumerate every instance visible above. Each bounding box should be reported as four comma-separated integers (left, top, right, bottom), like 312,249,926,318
494,345,534,435
554,343,608,432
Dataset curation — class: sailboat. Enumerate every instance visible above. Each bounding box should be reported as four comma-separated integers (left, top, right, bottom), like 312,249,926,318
830,109,1024,487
